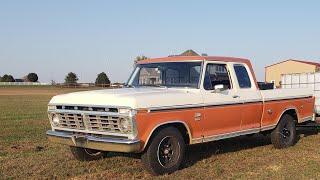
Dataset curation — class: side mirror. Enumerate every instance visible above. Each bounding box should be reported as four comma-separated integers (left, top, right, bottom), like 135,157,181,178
212,84,225,93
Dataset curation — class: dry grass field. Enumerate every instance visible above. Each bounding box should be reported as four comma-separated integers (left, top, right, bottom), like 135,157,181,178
0,86,320,179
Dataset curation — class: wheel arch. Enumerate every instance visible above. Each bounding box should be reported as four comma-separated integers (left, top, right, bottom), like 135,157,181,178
142,120,192,151
277,107,299,125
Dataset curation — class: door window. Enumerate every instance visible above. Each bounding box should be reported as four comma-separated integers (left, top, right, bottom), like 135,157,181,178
234,65,252,88
203,64,231,90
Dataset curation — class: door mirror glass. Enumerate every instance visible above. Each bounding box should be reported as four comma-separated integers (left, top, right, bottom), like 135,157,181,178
212,84,226,93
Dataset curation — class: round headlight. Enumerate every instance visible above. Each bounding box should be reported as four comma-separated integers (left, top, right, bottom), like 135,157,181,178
52,114,60,126
119,117,131,132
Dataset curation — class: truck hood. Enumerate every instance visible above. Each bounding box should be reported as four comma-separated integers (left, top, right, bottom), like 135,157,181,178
49,88,202,109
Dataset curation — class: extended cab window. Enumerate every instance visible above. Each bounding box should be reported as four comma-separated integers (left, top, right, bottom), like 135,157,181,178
234,64,251,88
203,64,231,90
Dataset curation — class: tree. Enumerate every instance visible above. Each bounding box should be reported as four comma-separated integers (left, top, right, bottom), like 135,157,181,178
65,72,78,84
1,74,15,82
27,73,38,82
134,55,148,64
1,74,7,82
95,72,110,86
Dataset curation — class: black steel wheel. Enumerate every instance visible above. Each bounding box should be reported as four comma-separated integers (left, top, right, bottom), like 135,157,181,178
157,136,181,168
141,127,185,175
271,114,297,149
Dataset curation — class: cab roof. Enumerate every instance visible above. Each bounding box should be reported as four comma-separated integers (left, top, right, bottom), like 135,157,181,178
136,55,258,88
136,56,251,65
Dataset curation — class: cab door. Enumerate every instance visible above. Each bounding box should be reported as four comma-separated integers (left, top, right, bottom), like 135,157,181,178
232,64,263,130
201,62,243,138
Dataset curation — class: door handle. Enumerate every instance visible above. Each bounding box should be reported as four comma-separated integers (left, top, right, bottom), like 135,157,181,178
194,112,201,121
232,95,240,98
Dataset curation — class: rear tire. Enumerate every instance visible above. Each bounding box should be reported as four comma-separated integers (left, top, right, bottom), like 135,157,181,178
141,127,185,175
271,114,297,149
70,147,108,161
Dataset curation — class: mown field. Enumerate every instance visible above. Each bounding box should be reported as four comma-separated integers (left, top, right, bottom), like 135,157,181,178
0,86,320,179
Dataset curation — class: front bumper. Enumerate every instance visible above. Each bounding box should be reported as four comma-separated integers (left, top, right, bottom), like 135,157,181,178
46,130,141,153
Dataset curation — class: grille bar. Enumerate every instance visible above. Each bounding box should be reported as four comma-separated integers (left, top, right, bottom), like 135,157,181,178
86,115,121,132
58,113,85,129
54,112,124,133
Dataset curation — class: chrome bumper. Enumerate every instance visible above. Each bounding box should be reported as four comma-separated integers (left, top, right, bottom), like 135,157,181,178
46,130,141,153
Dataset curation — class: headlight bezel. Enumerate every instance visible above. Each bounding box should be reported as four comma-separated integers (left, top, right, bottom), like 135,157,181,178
118,109,137,138
51,113,60,126
119,117,131,133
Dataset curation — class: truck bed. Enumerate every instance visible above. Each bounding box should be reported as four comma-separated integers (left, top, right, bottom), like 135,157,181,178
281,72,320,115
259,88,315,128
261,88,313,102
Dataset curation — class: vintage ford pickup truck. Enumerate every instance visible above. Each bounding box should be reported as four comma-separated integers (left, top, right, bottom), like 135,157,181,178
47,56,316,175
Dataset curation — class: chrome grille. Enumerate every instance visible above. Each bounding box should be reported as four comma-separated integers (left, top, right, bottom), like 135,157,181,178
58,113,85,129
86,115,121,132
52,112,124,133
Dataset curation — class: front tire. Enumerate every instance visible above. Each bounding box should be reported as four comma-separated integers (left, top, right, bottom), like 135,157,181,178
271,114,297,149
141,127,185,175
70,147,107,161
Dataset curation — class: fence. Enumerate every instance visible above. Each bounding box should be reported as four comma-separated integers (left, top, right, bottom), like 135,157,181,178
54,83,124,88
0,82,124,87
0,82,49,86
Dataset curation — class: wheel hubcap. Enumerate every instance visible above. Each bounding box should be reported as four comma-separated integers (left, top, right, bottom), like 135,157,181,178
157,136,179,167
282,128,290,138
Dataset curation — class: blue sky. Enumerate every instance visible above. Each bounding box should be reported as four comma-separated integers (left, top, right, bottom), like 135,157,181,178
0,0,319,83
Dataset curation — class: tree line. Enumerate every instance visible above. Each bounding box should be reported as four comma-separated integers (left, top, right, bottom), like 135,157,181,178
0,73,38,82
0,71,110,86
64,72,110,86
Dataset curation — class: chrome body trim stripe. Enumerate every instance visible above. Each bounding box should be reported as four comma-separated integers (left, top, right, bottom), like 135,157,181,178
263,95,313,102
148,101,263,112
191,127,261,144
260,124,276,131
148,96,312,112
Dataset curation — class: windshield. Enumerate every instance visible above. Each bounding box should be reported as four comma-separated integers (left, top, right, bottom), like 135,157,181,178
127,62,202,88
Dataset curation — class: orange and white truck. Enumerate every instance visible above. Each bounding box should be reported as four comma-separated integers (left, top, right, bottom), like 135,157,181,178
46,56,316,175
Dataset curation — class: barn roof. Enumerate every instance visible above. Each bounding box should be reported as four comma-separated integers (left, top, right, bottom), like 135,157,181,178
265,59,320,68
